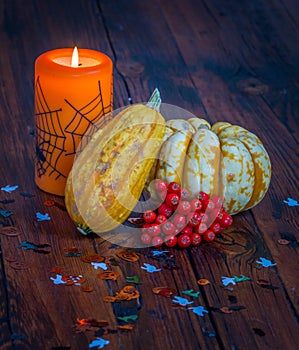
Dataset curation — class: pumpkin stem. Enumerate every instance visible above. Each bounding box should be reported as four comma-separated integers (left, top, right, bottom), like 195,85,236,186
147,88,161,111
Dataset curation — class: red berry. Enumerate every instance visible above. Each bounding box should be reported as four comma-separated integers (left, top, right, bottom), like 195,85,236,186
209,222,221,234
151,236,163,247
155,214,167,225
165,193,180,207
140,232,151,245
187,211,202,227
180,225,193,236
220,212,233,227
180,188,190,200
168,181,181,194
201,213,209,224
173,214,187,229
153,179,168,192
143,210,157,223
191,233,202,246
203,230,215,242
190,199,202,212
194,222,208,234
158,203,173,217
147,224,161,236
197,191,209,202
151,179,168,200
164,235,178,247
177,200,192,215
161,221,176,235
177,234,191,248
210,195,224,208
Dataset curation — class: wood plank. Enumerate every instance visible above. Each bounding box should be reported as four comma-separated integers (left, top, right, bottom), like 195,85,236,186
0,0,298,349
156,0,299,312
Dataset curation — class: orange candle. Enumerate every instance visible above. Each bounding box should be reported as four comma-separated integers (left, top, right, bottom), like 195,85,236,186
34,47,113,196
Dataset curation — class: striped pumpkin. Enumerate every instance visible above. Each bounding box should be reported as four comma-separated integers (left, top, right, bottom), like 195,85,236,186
150,118,271,215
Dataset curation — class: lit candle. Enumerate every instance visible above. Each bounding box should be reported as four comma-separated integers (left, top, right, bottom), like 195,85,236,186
34,47,113,196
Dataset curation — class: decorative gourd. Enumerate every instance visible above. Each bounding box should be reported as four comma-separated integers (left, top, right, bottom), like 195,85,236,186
65,104,166,234
150,118,271,215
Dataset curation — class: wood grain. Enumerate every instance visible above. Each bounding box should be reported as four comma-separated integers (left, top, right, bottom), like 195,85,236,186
0,0,298,349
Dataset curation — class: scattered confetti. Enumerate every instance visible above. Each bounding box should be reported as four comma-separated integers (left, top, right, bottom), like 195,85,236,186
36,212,51,221
0,209,14,218
1,185,19,193
20,192,35,198
98,271,120,281
64,247,83,257
152,250,169,257
81,285,94,293
117,251,139,262
152,286,176,298
277,239,290,245
221,277,236,286
256,257,276,267
181,289,200,298
283,198,299,206
188,306,208,317
233,274,251,283
220,306,233,314
103,285,140,302
197,279,210,286
91,262,108,270
81,254,105,263
63,275,85,286
18,240,51,254
43,200,55,207
117,324,134,331
50,274,67,285
172,296,194,306
141,263,162,273
117,315,138,323
0,226,20,236
89,337,110,349
126,275,141,284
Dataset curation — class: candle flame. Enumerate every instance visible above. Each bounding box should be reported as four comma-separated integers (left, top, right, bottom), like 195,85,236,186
71,46,79,67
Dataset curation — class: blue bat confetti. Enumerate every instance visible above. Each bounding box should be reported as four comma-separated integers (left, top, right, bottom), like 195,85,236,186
152,250,169,256
256,257,276,267
89,338,110,349
172,296,194,306
36,212,51,221
91,262,108,270
1,185,19,193
0,209,14,218
283,198,299,206
222,277,237,286
50,274,66,285
188,306,209,317
141,263,162,273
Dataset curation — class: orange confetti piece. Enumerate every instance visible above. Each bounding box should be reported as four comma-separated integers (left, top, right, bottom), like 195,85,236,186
117,324,134,331
117,251,139,262
197,279,210,286
98,271,120,281
81,285,94,293
81,253,105,263
43,200,55,207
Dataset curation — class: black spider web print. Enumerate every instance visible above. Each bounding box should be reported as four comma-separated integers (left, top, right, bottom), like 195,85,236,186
35,76,66,179
64,80,113,155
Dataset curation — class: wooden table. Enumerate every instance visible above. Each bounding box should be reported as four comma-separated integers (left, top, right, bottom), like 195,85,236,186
1,1,298,349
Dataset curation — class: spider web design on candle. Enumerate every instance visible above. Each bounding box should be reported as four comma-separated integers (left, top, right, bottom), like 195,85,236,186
64,81,113,156
34,77,66,179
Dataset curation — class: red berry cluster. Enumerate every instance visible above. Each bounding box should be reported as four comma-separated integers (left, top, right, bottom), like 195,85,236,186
140,180,233,248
